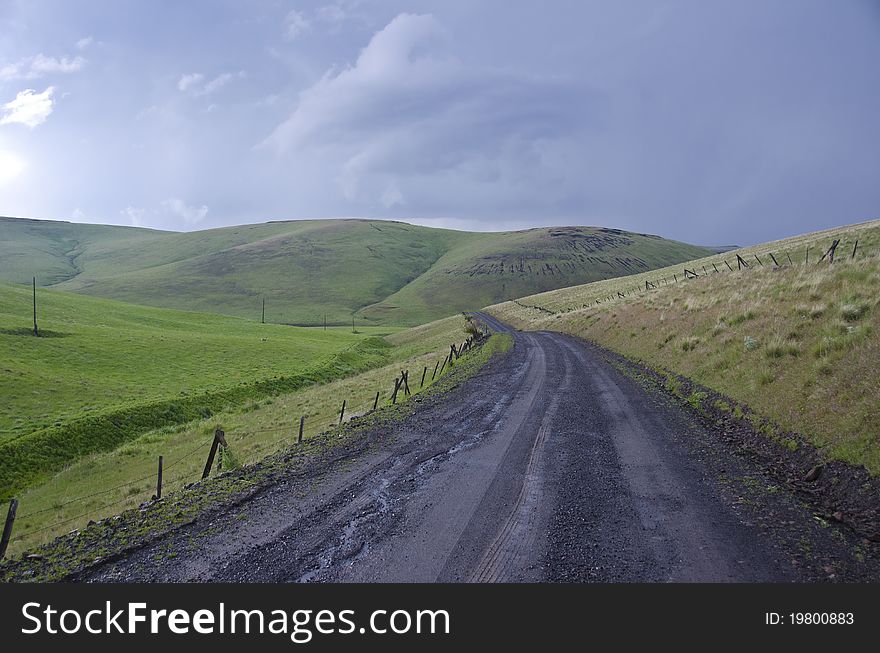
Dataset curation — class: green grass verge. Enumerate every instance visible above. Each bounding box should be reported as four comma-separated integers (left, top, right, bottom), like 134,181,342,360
0,330,509,569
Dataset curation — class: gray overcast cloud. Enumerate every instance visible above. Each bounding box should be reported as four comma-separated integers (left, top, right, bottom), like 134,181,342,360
0,0,878,244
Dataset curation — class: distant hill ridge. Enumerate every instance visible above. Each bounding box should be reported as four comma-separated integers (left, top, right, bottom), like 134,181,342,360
0,216,713,325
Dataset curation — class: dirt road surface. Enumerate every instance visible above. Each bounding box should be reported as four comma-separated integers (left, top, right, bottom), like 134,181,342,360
86,314,877,582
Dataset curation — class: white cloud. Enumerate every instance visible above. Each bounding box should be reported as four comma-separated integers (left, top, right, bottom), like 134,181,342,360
0,54,85,80
261,13,578,207
201,72,235,95
0,87,55,128
161,198,208,225
76,37,94,51
177,71,244,96
284,10,311,41
120,206,146,227
177,73,204,92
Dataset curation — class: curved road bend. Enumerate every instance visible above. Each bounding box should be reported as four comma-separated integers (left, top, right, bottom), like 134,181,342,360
91,313,854,583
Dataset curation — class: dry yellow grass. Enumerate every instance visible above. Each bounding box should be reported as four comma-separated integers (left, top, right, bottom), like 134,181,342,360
488,220,880,474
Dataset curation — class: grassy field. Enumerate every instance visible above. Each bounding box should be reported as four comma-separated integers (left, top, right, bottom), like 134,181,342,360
488,219,880,474
1,216,712,326
0,311,482,557
0,282,406,497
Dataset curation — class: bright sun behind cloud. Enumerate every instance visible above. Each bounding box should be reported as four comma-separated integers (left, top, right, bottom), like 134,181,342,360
0,150,25,185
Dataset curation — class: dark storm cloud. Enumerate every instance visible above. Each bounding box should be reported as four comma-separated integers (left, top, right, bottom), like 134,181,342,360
0,0,878,244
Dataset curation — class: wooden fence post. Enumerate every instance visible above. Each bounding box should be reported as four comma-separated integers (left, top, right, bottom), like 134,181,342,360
805,246,809,264
439,355,448,377
373,391,380,411
391,377,402,404
851,240,859,260
202,429,225,479
786,252,793,265
431,360,440,380
402,370,410,396
33,277,39,337
753,254,763,266
0,499,18,560
819,239,840,264
736,254,749,270
339,399,346,424
420,366,428,388
724,260,733,271
298,415,305,443
156,456,163,500
769,252,779,267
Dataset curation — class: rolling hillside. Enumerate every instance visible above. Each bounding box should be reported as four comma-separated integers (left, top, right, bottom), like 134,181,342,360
0,281,395,496
0,216,713,326
487,219,880,473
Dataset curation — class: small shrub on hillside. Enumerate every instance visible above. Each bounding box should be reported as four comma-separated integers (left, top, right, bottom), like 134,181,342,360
681,336,700,352
765,336,800,358
839,302,868,322
743,336,759,351
729,310,756,326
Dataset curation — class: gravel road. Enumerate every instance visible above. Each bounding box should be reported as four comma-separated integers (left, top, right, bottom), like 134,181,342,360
87,313,878,582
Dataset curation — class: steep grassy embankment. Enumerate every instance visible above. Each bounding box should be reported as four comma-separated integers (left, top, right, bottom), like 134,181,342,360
488,220,880,474
1,216,713,326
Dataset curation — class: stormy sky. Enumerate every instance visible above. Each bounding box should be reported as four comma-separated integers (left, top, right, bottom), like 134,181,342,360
0,0,878,245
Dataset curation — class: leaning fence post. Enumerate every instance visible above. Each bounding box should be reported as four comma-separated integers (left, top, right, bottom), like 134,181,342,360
420,366,428,388
373,391,380,411
156,456,163,500
769,252,779,267
851,239,859,260
202,429,225,479
431,360,440,380
298,415,305,443
391,377,402,404
0,499,18,560
439,355,448,377
339,399,346,424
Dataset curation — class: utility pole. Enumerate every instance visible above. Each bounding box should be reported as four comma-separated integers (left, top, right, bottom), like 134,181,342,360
32,277,38,337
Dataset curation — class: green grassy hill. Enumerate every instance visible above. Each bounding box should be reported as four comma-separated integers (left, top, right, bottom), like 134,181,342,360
1,216,713,326
487,219,880,474
0,281,397,497
0,290,483,554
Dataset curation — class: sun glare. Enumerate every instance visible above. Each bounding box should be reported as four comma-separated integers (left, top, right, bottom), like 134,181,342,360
0,150,25,185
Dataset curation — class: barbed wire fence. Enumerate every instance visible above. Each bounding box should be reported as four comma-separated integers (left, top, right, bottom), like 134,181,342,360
512,235,870,317
0,328,489,560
